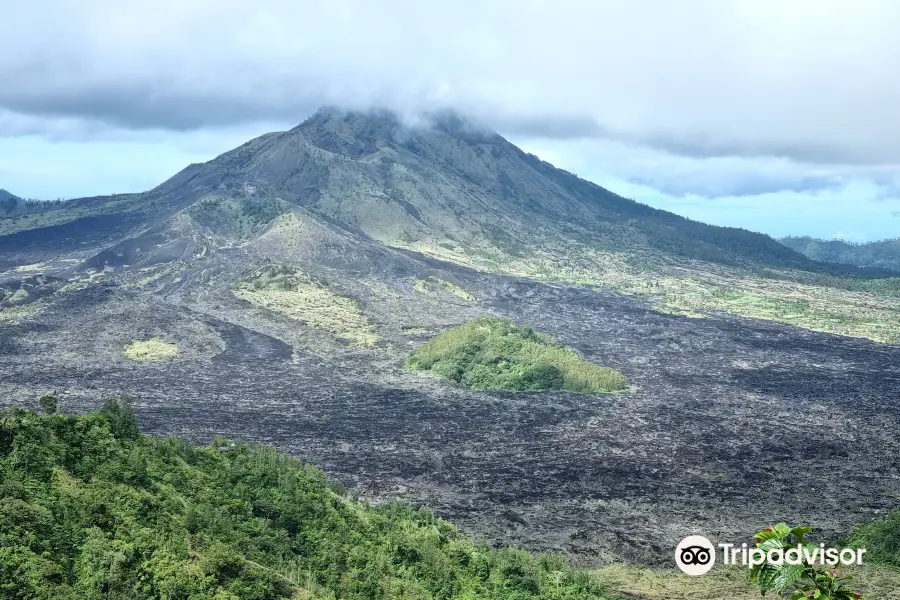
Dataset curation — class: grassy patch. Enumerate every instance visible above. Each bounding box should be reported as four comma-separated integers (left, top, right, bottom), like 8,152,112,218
234,265,378,347
598,563,900,600
123,338,180,362
187,194,285,239
0,302,45,323
413,276,476,301
404,240,900,344
123,263,186,290
407,317,627,393
651,304,707,319
651,279,900,343
8,288,29,303
13,262,46,272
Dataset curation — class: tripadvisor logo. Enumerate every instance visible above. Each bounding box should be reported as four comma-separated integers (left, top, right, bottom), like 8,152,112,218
675,534,867,576
675,535,716,576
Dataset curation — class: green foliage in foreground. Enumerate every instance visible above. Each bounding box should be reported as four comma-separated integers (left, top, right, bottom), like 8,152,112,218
0,401,609,600
750,523,866,600
407,318,627,393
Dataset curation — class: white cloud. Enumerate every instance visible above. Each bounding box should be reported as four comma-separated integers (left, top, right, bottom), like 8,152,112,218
3,0,900,165
515,137,900,240
2,0,900,240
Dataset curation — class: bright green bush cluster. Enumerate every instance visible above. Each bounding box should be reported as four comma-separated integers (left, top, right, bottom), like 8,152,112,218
406,317,627,393
845,509,900,566
0,401,609,600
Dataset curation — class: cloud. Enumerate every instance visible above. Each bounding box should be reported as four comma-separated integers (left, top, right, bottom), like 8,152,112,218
512,135,900,240
509,136,900,198
3,0,900,167
4,0,900,244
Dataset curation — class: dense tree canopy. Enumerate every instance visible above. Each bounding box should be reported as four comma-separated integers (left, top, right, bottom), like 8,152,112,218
0,401,609,600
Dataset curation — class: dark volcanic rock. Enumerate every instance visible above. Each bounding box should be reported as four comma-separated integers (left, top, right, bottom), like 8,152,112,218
2,263,898,566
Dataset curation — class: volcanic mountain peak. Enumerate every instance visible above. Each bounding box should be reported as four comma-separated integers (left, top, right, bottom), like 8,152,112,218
185,107,864,276
5,106,885,284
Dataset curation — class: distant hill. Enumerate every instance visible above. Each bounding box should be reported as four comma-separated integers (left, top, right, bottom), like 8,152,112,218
780,235,900,273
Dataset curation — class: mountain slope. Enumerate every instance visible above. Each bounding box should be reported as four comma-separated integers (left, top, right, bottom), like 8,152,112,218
780,235,900,273
2,107,900,344
163,107,880,275
0,188,19,203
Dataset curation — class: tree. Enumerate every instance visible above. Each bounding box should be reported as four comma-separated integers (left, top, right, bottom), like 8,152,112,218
102,397,139,440
38,395,58,415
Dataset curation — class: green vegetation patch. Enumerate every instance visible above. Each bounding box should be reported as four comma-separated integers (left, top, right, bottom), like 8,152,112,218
123,338,180,362
13,262,46,273
0,302,45,324
409,239,900,345
654,282,900,343
187,194,285,239
407,317,627,393
0,403,610,599
414,276,476,301
846,505,900,566
235,265,378,347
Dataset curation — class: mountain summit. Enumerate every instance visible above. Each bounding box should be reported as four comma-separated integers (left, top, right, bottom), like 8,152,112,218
121,107,866,277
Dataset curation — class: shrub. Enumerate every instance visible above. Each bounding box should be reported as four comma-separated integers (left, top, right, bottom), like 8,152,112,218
38,394,58,415
846,508,900,566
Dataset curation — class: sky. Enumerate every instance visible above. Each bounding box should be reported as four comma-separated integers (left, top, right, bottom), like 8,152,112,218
2,0,899,242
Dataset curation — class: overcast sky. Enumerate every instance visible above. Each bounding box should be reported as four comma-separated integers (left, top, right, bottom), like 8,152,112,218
2,0,899,241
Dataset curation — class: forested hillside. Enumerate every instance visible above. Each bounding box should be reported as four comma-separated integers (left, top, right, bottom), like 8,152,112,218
780,235,900,273
0,400,608,600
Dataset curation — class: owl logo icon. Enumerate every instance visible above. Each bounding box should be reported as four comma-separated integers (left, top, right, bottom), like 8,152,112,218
675,535,716,576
